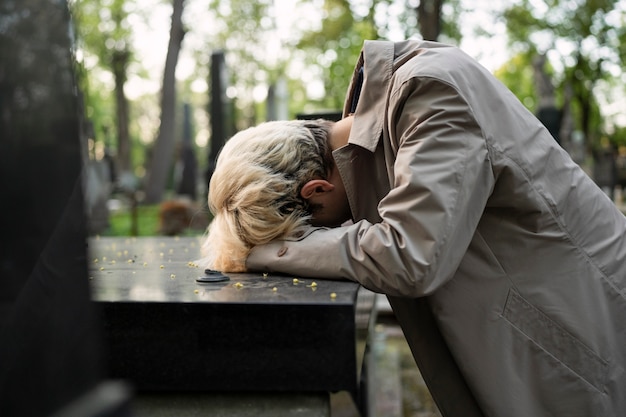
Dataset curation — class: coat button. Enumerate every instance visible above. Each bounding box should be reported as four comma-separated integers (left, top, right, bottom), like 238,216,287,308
277,246,288,257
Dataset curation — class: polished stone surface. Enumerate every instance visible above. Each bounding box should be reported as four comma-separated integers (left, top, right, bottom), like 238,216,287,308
89,237,371,394
89,237,359,305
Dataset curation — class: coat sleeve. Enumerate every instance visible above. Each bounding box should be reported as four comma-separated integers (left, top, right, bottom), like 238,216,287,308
247,77,495,297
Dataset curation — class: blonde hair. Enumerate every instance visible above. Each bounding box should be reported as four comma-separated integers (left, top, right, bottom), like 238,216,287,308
201,119,333,272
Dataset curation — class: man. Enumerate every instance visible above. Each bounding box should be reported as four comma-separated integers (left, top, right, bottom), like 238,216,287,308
203,40,626,417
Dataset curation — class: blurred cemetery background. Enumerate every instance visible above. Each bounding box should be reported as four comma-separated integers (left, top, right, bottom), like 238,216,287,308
2,1,626,416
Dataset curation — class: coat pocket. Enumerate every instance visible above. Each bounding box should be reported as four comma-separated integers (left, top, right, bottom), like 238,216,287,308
502,288,608,393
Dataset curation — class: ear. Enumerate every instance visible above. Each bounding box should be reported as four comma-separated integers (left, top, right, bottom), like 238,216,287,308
300,179,334,200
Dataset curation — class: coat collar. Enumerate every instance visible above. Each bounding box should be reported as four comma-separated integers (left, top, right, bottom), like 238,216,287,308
342,40,394,153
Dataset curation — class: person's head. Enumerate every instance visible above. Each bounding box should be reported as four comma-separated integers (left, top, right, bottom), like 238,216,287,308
202,119,336,272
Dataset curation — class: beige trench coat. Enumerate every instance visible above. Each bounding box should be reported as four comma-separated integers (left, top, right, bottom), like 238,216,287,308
248,40,626,417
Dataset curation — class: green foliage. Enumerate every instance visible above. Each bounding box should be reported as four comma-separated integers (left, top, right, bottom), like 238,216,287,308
203,0,274,126
296,0,367,111
294,0,464,113
71,0,138,170
71,0,464,146
494,53,538,112
81,73,117,146
501,0,625,146
70,0,134,68
502,4,542,46
439,0,463,43
103,204,161,237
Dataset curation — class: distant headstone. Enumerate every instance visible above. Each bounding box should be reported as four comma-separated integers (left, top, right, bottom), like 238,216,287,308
176,102,198,200
206,51,233,186
537,106,562,144
593,145,618,199
267,77,288,121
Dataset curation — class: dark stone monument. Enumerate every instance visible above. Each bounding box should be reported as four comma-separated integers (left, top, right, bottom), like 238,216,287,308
593,144,618,199
267,77,288,121
537,106,562,144
88,236,375,416
89,237,367,395
0,1,131,415
175,102,198,200
206,50,233,187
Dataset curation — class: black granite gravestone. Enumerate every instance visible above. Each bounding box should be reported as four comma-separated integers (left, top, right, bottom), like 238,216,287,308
89,236,375,416
0,1,130,415
89,237,367,394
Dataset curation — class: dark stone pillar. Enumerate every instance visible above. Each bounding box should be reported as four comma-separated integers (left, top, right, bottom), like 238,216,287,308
206,51,233,188
0,1,131,415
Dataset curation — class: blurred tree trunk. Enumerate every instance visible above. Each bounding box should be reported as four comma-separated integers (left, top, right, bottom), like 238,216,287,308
70,0,135,178
145,0,186,203
417,0,443,41
112,49,131,174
